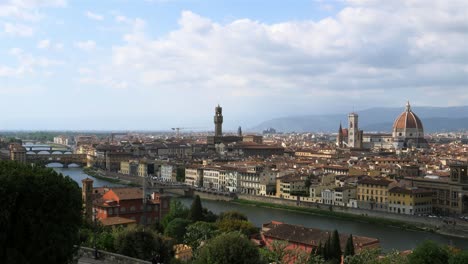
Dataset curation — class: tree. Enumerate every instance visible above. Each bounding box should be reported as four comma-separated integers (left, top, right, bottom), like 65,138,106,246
344,248,381,264
449,251,468,264
323,235,331,261
164,218,192,243
183,221,219,249
202,207,218,222
176,167,185,182
114,228,171,262
188,195,203,222
218,211,248,221
0,161,82,264
195,232,264,264
161,199,189,229
408,240,449,264
216,219,258,236
330,230,342,262
344,234,355,257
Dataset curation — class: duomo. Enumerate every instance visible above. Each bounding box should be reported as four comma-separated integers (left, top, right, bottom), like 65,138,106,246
337,101,428,150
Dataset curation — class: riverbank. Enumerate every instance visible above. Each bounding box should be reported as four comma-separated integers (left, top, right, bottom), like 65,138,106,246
83,167,141,187
232,198,429,232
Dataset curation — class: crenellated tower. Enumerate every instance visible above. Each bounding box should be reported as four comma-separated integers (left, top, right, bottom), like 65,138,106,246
214,105,223,137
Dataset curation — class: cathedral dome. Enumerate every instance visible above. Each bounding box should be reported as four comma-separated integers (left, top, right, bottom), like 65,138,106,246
393,102,423,131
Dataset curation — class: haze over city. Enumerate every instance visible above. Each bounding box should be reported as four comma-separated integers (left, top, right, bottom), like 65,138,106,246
1,0,467,130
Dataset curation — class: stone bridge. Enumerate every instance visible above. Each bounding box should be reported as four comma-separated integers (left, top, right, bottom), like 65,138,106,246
26,153,88,167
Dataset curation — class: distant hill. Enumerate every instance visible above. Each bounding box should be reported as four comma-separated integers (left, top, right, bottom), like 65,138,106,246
251,106,468,133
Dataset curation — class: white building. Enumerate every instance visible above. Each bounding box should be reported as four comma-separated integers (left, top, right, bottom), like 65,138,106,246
185,167,203,187
203,168,220,190
161,164,175,182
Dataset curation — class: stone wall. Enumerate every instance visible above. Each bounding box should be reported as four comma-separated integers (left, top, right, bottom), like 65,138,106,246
237,194,445,227
78,247,151,264
194,190,235,201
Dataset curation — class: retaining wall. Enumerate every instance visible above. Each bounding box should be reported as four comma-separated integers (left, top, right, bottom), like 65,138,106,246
78,247,151,264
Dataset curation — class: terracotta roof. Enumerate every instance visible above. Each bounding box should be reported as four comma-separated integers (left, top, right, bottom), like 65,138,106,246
393,102,423,130
358,177,393,186
263,222,379,249
110,188,144,200
389,186,433,195
99,217,136,226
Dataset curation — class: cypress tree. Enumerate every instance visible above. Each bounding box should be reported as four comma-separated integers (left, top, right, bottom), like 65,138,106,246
344,234,355,256
323,235,331,260
188,195,203,221
330,229,342,260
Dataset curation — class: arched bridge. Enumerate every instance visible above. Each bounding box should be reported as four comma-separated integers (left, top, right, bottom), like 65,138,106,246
26,153,88,167
23,145,73,155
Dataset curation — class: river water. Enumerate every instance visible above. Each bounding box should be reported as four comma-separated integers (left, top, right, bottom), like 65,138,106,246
58,167,468,251
53,167,122,187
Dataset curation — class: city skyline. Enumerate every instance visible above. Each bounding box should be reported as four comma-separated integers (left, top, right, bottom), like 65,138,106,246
1,0,468,130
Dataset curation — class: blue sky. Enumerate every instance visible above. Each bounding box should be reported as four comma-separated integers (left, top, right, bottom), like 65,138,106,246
0,0,467,130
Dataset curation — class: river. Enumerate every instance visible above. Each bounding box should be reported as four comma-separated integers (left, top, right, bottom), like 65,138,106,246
57,167,468,251
53,166,122,188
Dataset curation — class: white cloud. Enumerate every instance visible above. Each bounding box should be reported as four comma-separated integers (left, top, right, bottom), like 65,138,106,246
85,11,104,21
0,47,63,77
37,39,50,49
37,39,64,50
4,22,34,36
75,40,96,51
0,0,66,21
81,1,468,116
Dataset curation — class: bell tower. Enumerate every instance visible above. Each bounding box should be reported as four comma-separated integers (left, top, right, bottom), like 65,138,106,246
82,178,94,222
348,113,362,148
214,105,223,137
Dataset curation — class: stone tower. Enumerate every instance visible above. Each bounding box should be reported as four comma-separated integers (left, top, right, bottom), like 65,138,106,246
337,123,343,148
348,113,362,148
82,178,94,222
214,104,223,137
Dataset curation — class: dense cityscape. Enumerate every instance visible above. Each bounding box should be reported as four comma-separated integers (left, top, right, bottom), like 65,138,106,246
1,101,468,263
1,0,468,264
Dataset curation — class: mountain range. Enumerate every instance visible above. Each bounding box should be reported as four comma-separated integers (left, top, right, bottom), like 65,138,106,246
251,106,468,133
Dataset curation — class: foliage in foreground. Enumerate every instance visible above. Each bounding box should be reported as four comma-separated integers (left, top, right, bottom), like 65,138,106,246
0,161,82,264
195,232,264,264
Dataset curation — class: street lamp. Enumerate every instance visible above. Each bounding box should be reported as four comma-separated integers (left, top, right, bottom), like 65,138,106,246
93,208,99,259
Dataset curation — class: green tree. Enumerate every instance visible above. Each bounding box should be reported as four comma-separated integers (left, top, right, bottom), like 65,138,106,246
202,207,218,222
330,229,342,262
176,167,185,182
188,195,203,222
344,248,381,264
218,211,248,221
0,161,82,264
323,235,331,260
164,218,192,243
183,221,219,249
408,240,449,264
114,228,170,262
216,219,258,236
344,234,355,257
161,199,189,229
195,232,264,264
449,251,468,264
308,254,325,264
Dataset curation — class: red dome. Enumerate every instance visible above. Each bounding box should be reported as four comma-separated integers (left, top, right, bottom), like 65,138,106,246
393,102,423,130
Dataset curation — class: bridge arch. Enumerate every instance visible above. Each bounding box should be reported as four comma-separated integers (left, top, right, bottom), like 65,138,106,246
37,151,51,155
52,151,64,155
26,151,36,155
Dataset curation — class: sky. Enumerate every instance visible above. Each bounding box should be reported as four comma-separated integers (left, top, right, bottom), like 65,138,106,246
0,0,467,130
